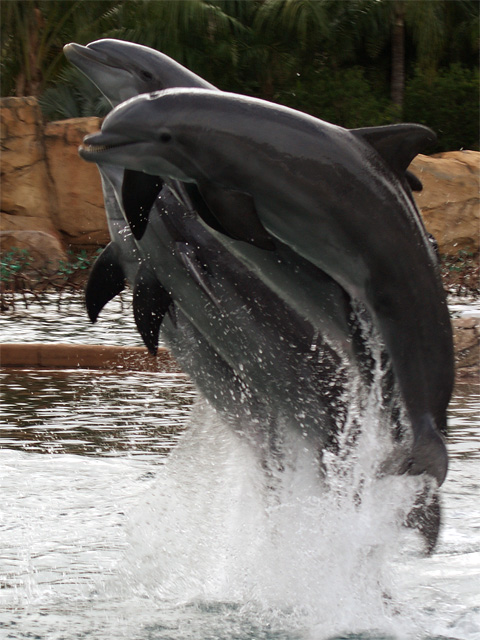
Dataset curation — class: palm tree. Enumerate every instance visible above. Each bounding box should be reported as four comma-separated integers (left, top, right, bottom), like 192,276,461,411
0,0,117,97
352,0,478,113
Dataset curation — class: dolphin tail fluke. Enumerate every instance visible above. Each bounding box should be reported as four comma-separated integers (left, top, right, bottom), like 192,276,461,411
122,169,163,239
85,242,126,323
133,263,173,355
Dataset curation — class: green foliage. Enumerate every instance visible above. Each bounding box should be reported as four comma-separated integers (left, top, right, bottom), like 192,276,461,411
404,64,479,152
276,66,392,129
57,249,93,278
1,0,478,150
0,247,99,291
0,0,119,96
0,248,33,287
39,67,111,120
441,250,479,299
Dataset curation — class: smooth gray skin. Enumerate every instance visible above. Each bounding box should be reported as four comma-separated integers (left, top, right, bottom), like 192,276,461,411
64,39,216,104
96,159,282,445
100,165,142,282
80,88,453,485
65,39,380,447
67,39,445,479
131,187,354,448
64,40,321,441
100,162,359,455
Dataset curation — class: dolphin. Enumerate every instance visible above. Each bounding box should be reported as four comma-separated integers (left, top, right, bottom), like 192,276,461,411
68,40,446,548
65,39,425,240
64,40,358,431
65,39,421,364
80,88,453,486
128,186,354,446
65,39,364,361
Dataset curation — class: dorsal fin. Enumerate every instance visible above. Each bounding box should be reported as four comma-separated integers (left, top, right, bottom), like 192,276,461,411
85,242,125,322
404,170,423,192
351,124,436,177
122,169,163,239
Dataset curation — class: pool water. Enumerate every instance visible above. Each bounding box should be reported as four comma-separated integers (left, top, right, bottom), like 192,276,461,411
0,368,478,640
0,293,479,639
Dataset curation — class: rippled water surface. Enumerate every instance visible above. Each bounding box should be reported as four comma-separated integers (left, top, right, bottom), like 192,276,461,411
0,294,479,639
0,292,141,346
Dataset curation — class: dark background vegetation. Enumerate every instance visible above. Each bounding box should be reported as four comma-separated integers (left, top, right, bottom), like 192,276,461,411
1,0,478,152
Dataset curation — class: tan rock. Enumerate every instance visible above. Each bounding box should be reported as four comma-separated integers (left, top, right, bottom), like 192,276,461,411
0,97,40,138
410,151,480,256
1,97,55,220
44,117,108,245
0,212,60,238
1,163,54,217
0,230,67,275
452,316,479,375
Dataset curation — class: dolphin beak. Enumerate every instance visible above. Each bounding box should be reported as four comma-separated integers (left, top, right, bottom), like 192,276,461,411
79,131,130,160
64,42,110,67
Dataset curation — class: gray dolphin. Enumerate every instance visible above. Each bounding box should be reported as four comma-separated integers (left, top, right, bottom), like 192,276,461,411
80,88,453,486
85,148,281,447
65,40,355,446
69,39,446,548
65,39,362,360
65,39,410,361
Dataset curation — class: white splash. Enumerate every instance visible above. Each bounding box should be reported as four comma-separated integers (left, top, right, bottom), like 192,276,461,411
120,388,429,638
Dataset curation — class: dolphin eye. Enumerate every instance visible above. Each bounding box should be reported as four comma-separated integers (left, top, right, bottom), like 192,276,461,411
159,130,172,143
140,70,154,80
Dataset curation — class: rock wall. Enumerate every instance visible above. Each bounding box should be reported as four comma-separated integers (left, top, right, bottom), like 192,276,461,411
410,151,479,256
1,97,107,250
1,96,479,257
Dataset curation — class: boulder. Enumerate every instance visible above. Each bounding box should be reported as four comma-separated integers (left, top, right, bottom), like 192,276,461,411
44,117,109,246
0,213,60,238
410,151,479,256
0,97,57,221
0,230,67,276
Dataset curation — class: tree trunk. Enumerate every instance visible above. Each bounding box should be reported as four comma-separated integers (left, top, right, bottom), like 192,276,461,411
391,1,405,114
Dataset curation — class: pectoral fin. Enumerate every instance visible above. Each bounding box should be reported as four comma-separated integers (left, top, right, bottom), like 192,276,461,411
85,242,126,322
197,182,275,250
183,183,237,236
122,169,163,239
133,263,173,355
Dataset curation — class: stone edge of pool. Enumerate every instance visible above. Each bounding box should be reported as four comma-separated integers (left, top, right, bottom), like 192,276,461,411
0,343,183,373
1,330,478,382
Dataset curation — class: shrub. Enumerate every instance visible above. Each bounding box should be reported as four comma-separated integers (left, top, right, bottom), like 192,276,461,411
404,64,479,152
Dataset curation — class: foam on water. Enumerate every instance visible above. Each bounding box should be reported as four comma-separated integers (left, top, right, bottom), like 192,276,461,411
117,392,430,639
